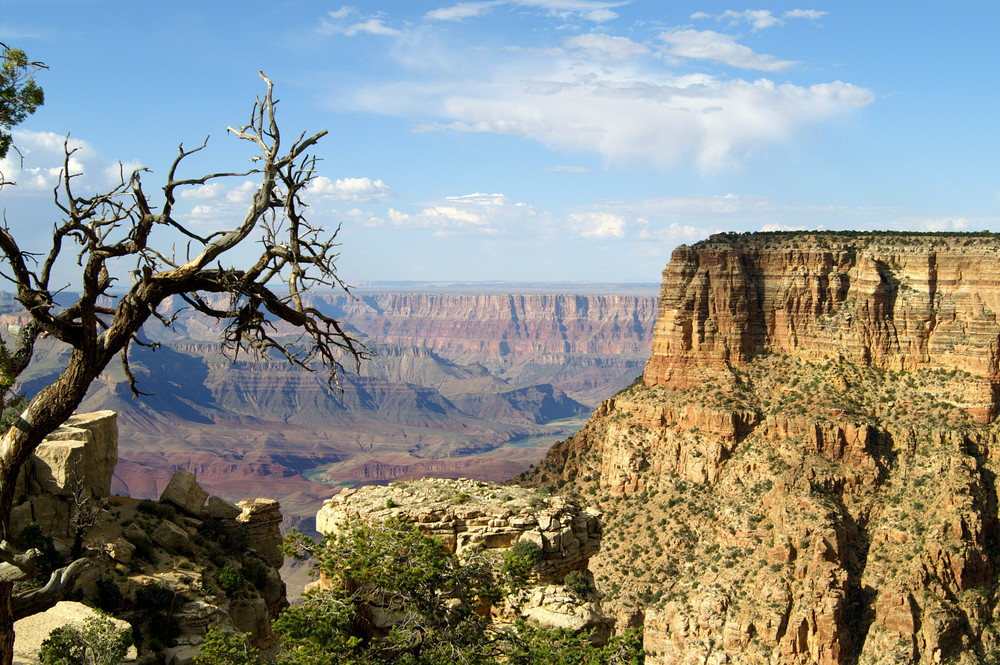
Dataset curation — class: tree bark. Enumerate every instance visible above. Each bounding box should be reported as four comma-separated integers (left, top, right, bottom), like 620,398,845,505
0,580,12,665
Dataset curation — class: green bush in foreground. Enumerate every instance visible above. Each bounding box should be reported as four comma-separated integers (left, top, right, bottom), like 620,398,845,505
264,517,645,665
38,611,131,665
194,628,261,665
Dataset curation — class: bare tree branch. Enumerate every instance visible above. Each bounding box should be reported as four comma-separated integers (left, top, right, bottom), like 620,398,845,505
11,558,90,621
0,73,370,646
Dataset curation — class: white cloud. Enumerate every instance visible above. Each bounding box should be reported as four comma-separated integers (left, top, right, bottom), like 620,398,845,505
319,8,402,37
693,9,827,31
426,2,502,21
721,10,780,30
366,63,873,173
565,33,650,62
658,29,796,71
356,192,553,237
179,182,227,200
176,180,257,206
568,212,625,238
425,0,623,24
761,223,807,232
543,165,591,173
0,130,123,194
518,0,625,22
309,176,394,202
103,160,144,185
325,7,871,175
784,9,827,20
916,217,969,232
226,181,258,203
344,19,401,37
327,6,355,19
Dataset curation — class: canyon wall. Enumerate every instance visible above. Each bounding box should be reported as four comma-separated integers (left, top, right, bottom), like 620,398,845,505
332,292,657,360
523,233,1000,665
644,233,1000,420
2,287,656,531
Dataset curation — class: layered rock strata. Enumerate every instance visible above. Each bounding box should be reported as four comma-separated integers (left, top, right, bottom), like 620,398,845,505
523,233,1000,665
644,233,1000,421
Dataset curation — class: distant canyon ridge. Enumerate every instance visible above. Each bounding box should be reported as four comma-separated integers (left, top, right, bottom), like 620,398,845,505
2,284,658,528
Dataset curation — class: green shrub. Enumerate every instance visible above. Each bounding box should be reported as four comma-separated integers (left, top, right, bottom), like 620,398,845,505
241,557,270,592
38,611,131,665
95,577,125,614
124,531,154,562
563,570,596,599
137,499,177,522
193,627,261,665
39,626,84,665
15,522,65,580
218,565,244,596
134,582,178,647
503,540,542,586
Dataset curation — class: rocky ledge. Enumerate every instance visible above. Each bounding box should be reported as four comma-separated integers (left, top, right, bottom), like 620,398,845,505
9,415,287,664
316,478,610,638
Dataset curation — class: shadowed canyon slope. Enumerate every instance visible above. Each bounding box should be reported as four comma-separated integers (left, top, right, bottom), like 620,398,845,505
523,233,1000,665
3,286,657,527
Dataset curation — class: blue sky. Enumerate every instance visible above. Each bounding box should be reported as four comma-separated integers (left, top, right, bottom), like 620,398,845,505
1,2,998,284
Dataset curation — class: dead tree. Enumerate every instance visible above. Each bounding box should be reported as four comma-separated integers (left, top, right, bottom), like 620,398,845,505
0,72,367,662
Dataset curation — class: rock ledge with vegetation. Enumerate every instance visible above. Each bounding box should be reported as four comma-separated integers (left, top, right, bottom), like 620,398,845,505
316,478,610,637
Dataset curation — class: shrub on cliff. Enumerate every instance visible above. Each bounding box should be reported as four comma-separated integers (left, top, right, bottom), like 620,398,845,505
279,516,503,664
270,517,643,665
38,611,131,665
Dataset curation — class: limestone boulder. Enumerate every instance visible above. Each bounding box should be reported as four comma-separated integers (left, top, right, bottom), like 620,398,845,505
520,584,612,643
105,537,137,564
152,520,194,554
20,410,118,499
205,495,242,520
160,470,208,516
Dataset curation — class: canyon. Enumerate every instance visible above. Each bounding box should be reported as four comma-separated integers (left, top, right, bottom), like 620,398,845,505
524,232,1000,664
2,286,657,530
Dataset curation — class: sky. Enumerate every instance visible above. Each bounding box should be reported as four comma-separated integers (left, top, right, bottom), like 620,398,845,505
1,1,999,285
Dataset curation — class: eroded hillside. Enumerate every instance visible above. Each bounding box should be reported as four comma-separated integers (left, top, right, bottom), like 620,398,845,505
521,232,1000,665
1,287,656,530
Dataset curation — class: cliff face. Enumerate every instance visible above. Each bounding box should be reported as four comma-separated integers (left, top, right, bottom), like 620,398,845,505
522,233,1000,665
338,292,656,359
644,234,1000,420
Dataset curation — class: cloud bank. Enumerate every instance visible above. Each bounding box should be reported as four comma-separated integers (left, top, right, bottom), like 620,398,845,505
319,6,874,173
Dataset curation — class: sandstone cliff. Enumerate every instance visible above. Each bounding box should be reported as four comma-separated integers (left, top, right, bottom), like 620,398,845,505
523,232,1000,665
643,232,1000,419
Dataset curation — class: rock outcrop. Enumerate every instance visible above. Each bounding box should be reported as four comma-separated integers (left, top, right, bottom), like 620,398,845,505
316,478,609,638
9,414,288,663
522,233,1000,665
11,410,118,539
